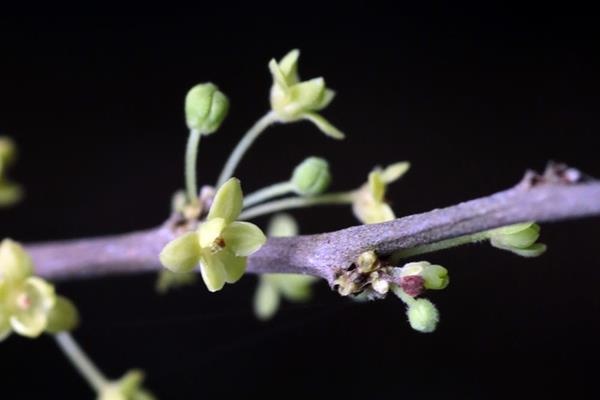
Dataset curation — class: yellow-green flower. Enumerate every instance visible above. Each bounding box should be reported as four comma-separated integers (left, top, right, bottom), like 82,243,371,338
160,178,266,292
269,49,344,139
352,162,410,224
98,370,156,400
0,239,78,340
253,214,316,320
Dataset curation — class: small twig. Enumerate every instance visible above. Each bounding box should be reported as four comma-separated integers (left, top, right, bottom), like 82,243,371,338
27,164,600,285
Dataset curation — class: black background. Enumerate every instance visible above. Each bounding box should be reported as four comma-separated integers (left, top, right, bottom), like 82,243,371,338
1,7,599,398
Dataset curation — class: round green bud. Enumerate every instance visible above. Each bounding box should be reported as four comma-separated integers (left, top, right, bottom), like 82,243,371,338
406,298,439,333
185,83,229,134
422,264,449,290
291,157,331,196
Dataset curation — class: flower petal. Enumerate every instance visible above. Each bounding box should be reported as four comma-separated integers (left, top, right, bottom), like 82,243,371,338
254,279,280,321
159,232,201,273
0,239,34,283
278,49,300,85
197,217,226,248
267,274,316,301
222,221,266,257
314,89,336,111
269,59,289,91
0,305,11,341
46,296,79,334
368,170,386,202
217,250,247,283
199,253,226,292
302,112,345,139
207,178,243,223
267,213,298,237
287,77,325,112
381,162,410,183
10,311,47,338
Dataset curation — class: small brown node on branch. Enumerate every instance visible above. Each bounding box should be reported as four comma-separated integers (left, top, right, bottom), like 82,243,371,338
520,162,589,189
333,250,393,297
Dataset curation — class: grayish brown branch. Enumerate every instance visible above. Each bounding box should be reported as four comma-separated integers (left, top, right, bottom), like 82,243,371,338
27,165,600,284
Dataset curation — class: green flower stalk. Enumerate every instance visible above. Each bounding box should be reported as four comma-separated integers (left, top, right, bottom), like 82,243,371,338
184,83,229,205
253,214,317,320
0,239,78,340
243,157,332,208
352,161,410,224
269,49,344,139
160,178,267,292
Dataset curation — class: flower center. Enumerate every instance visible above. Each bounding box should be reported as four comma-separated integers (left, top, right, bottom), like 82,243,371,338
210,237,226,253
16,292,32,310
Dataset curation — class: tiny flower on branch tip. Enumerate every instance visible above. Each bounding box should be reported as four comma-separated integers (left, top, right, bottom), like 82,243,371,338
0,239,79,341
160,178,267,292
291,157,331,196
269,49,344,139
489,222,546,257
352,161,410,224
406,298,439,333
98,370,156,400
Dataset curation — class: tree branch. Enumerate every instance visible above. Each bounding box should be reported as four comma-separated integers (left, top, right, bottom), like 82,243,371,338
27,164,600,284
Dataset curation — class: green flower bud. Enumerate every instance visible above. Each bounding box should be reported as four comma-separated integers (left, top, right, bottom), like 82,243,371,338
489,222,546,257
399,261,449,291
185,83,229,134
406,298,439,333
291,157,331,196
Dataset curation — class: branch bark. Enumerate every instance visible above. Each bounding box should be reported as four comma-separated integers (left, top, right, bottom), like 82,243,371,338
27,165,600,284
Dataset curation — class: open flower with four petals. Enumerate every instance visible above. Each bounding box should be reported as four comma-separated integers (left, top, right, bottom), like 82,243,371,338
160,178,267,292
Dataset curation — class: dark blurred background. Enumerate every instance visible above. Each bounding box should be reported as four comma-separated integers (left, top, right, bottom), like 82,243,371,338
1,7,599,398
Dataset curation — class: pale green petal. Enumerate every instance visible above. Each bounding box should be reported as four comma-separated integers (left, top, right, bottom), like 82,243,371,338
25,276,56,310
287,78,325,112
155,269,197,294
222,221,267,257
198,217,226,248
368,170,385,202
267,213,298,237
0,305,11,341
268,274,316,301
491,227,540,249
422,264,449,290
0,183,23,207
10,312,47,338
46,296,79,334
353,196,395,225
216,250,247,283
278,49,300,85
314,89,336,111
507,243,547,258
381,162,410,183
494,222,535,235
159,232,201,273
269,59,289,91
254,279,280,320
199,253,226,292
0,238,34,283
302,112,345,139
207,178,243,223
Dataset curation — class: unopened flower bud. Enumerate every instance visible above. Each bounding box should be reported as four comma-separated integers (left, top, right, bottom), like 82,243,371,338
291,157,331,196
185,83,229,134
407,298,439,333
